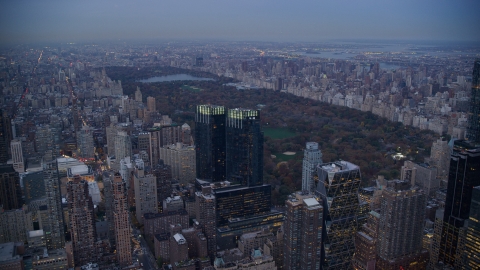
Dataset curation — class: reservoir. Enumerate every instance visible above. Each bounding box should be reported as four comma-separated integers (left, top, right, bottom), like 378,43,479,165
138,74,214,83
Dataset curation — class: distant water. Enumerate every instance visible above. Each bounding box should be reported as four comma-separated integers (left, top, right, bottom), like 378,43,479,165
138,74,214,83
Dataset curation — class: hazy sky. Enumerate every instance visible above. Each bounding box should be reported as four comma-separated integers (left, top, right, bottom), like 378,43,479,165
1,0,479,45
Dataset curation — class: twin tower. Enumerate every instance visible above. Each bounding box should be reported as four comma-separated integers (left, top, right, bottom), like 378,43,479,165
195,105,263,187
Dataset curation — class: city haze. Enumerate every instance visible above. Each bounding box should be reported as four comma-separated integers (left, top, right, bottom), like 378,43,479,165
1,0,480,45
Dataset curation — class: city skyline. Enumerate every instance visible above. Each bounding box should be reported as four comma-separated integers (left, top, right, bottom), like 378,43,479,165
1,0,480,45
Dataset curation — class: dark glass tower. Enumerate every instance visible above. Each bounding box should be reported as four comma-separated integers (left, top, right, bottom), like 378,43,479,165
225,108,263,187
466,59,480,142
437,140,480,266
195,105,226,182
0,109,13,164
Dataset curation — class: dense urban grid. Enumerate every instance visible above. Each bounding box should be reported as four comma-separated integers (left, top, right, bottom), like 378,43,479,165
0,41,479,270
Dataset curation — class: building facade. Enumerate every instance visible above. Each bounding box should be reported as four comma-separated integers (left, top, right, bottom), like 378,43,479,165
301,142,322,192
283,192,323,270
67,175,97,267
225,108,263,187
316,160,362,269
195,105,226,182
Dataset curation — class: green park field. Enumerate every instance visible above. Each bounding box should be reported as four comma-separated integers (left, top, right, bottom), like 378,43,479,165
263,127,297,139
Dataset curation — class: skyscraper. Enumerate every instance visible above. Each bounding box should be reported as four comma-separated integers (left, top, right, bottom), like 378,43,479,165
458,186,480,269
195,105,226,182
316,160,362,269
67,175,97,267
0,109,13,164
283,192,323,270
0,164,23,211
111,173,132,267
225,108,263,187
376,180,428,269
433,140,480,268
10,139,24,173
43,157,65,250
301,142,322,192
466,59,480,142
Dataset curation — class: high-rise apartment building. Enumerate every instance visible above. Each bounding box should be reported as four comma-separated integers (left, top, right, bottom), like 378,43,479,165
195,186,216,259
433,140,480,267
466,59,480,142
103,171,116,250
10,139,23,173
283,192,323,270
401,160,439,196
35,125,55,155
147,96,156,112
133,162,157,224
42,158,65,250
152,163,172,213
195,105,226,182
111,173,132,267
301,142,322,192
352,210,380,270
316,160,362,269
376,180,428,269
225,108,263,187
77,125,94,159
0,164,23,211
67,175,97,267
159,143,196,185
429,138,450,184
135,86,143,102
0,206,33,243
115,131,132,161
137,132,151,164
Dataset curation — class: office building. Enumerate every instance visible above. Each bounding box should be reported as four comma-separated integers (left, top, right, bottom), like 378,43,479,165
42,157,65,250
137,132,151,164
0,164,23,210
195,105,226,182
376,180,428,270
283,192,323,270
466,59,480,142
133,162,158,224
22,170,45,203
67,175,97,267
10,139,24,173
432,140,480,268
458,186,480,269
225,108,263,187
77,125,95,160
316,160,362,269
301,142,322,192
160,143,196,185
110,173,132,267
0,109,12,164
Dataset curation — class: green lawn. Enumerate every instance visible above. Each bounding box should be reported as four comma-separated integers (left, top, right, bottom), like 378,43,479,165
181,85,203,92
263,127,297,139
274,153,297,162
